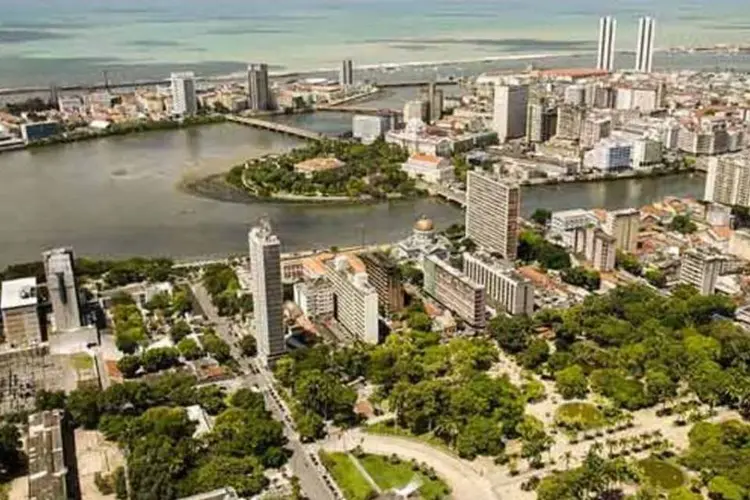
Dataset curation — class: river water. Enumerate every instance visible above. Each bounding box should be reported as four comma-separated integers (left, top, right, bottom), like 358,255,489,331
0,119,704,267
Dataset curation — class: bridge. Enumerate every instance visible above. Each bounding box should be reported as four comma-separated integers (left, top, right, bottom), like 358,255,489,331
425,184,467,207
227,115,331,142
377,79,455,88
316,104,402,116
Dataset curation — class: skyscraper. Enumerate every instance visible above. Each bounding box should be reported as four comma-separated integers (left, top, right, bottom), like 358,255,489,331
247,63,271,111
170,72,197,116
596,16,616,72
492,84,529,143
248,221,286,364
43,248,82,332
421,82,444,124
340,59,354,87
465,170,521,260
704,152,750,208
635,17,656,73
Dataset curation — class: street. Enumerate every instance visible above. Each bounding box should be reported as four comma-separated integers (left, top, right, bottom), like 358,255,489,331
191,282,339,500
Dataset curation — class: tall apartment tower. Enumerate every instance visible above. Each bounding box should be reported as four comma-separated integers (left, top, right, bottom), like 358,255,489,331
605,209,641,253
493,84,529,143
466,170,521,260
340,59,354,87
247,63,272,111
526,99,558,143
421,82,444,124
704,153,750,208
360,252,405,315
596,16,616,72
43,248,82,332
679,249,722,295
635,17,656,73
170,71,197,116
248,221,286,364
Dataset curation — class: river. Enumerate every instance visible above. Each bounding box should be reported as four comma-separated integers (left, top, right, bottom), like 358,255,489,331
0,119,705,267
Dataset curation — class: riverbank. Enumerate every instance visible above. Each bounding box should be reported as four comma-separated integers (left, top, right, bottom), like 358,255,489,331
520,166,701,187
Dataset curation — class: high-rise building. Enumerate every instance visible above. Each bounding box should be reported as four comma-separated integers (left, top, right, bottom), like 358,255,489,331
352,114,393,144
605,209,640,253
403,99,429,123
550,209,599,248
463,252,534,316
556,105,586,141
360,252,404,315
340,59,354,87
247,63,272,111
465,170,520,260
635,17,656,73
564,85,586,106
248,222,286,364
43,248,82,332
585,227,617,272
324,256,379,344
27,410,69,500
596,16,617,72
679,248,723,295
421,83,444,124
492,84,529,143
423,255,486,328
170,72,197,116
526,100,558,143
704,152,750,208
580,116,612,148
1,277,41,348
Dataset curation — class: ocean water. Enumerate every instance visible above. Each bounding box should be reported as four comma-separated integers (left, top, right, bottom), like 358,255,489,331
0,0,749,87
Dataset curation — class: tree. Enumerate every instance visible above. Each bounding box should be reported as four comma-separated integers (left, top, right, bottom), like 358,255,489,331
208,408,288,468
616,251,643,276
644,268,667,288
177,338,203,360
145,292,171,311
67,387,102,429
170,320,191,342
668,487,702,500
407,311,432,332
455,416,505,459
141,347,180,373
708,476,746,500
517,415,553,467
202,333,232,363
35,389,67,411
669,214,697,234
239,335,257,357
555,364,589,399
294,410,325,442
117,355,142,378
0,423,25,482
518,339,550,370
644,369,677,406
488,315,532,354
185,456,268,498
561,266,601,291
229,389,265,412
195,386,227,415
531,208,552,226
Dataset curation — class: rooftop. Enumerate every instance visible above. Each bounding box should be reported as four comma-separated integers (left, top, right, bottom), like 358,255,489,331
1,277,38,310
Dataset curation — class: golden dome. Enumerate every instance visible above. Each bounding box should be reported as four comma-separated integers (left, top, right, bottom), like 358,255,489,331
414,217,434,232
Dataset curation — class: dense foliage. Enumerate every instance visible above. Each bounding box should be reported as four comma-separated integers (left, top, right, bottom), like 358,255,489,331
202,264,252,317
560,267,601,291
518,230,572,270
61,373,285,500
112,301,147,354
234,138,418,199
0,423,25,482
669,214,697,235
492,284,749,413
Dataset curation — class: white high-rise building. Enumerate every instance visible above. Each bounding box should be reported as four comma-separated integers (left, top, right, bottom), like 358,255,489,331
605,208,641,253
249,222,286,364
679,248,723,295
492,84,529,143
247,63,271,111
463,252,534,316
340,59,354,87
596,16,616,72
323,256,379,344
704,152,750,208
43,248,82,332
170,72,197,116
635,17,656,73
466,170,521,260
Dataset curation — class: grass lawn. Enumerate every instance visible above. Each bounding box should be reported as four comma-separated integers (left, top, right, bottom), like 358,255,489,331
638,458,685,490
555,402,606,430
319,451,374,500
70,353,95,371
359,453,450,500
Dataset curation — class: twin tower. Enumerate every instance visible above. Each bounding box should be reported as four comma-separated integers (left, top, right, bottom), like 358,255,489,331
597,16,656,74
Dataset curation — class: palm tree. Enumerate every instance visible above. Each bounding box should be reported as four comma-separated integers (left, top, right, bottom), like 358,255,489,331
563,451,573,470
605,438,617,457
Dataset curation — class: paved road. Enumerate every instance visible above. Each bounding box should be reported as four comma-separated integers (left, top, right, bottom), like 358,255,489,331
190,282,338,500
321,429,498,500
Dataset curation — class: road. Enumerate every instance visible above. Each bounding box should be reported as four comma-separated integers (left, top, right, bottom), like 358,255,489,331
191,282,339,500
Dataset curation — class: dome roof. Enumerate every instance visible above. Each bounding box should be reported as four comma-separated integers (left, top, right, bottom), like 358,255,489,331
414,217,434,232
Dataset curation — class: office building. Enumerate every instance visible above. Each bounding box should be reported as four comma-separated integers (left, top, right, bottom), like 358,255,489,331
556,105,586,140
492,84,529,143
421,83,444,124
580,116,612,148
360,252,405,314
248,222,286,364
170,72,197,116
463,252,534,316
247,63,272,111
466,170,521,260
679,248,723,295
293,278,334,318
678,118,730,156
635,17,656,73
403,99,429,122
423,255,486,327
340,59,354,87
615,87,658,112
584,138,632,171
596,16,617,72
585,227,617,272
400,154,455,184
43,248,82,332
27,410,68,500
704,152,750,208
550,209,599,247
586,84,615,109
1,277,41,348
352,114,393,144
564,85,586,106
631,137,663,168
605,209,640,253
324,256,379,344
526,101,558,143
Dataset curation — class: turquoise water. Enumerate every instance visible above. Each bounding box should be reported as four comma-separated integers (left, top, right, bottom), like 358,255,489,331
1,0,749,87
